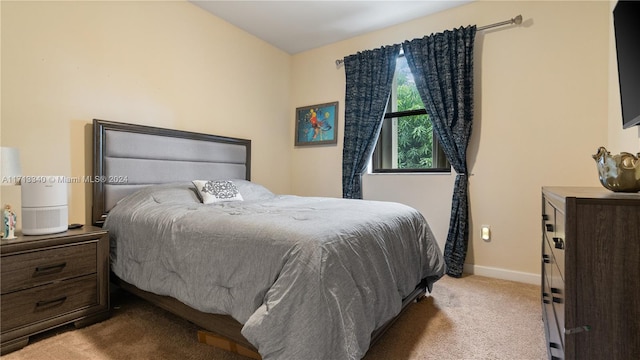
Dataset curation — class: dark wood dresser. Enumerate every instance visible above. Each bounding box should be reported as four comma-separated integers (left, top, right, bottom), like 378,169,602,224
0,227,110,354
541,187,640,360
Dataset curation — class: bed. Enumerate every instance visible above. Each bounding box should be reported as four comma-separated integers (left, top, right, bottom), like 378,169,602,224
92,119,445,360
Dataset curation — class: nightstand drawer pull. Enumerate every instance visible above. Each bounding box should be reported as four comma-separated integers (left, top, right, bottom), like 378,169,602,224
35,296,67,309
34,262,67,275
545,224,554,232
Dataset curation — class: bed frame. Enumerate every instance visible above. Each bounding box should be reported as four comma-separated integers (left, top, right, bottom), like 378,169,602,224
92,119,427,356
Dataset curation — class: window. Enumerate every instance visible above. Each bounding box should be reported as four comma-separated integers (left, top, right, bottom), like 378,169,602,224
371,56,450,173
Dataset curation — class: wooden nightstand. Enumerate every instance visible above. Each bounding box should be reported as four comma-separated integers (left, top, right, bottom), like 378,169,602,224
0,227,110,355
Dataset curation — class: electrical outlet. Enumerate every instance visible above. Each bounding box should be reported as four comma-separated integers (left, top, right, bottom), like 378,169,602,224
481,225,491,241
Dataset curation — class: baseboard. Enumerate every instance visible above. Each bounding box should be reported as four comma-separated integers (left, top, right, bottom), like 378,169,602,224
463,264,540,285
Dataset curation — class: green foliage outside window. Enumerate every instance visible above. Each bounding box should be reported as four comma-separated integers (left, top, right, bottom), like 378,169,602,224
394,62,433,169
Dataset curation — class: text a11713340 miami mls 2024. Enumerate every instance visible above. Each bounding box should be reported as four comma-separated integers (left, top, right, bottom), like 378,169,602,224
1,175,129,184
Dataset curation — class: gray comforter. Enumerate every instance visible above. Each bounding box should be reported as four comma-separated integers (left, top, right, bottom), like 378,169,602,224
105,181,445,360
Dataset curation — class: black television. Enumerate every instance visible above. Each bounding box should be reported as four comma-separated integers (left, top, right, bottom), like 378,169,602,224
613,0,640,129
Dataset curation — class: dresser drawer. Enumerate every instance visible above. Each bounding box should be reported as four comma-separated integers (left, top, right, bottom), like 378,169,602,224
543,200,556,239
543,266,564,359
544,199,565,281
551,209,565,280
550,262,565,347
1,242,97,294
0,274,98,331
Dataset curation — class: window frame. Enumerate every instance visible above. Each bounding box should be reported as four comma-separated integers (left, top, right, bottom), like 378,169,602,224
371,105,451,174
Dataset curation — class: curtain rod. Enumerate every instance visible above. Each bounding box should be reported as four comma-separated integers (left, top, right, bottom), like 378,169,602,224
477,14,522,31
335,15,523,67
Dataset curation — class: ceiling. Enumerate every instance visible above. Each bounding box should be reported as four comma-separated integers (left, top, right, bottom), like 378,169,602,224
190,1,472,54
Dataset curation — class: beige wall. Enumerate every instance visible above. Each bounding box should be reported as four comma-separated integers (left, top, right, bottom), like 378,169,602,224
291,0,638,282
0,0,292,225
2,0,637,282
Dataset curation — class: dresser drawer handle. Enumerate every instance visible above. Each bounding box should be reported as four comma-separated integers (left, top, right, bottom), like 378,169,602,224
545,224,554,232
552,296,563,304
549,342,560,349
553,237,565,250
542,254,551,264
35,296,67,309
34,262,67,275
565,325,591,335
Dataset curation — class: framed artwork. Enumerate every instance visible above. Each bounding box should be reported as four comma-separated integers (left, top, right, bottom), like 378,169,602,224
295,101,339,146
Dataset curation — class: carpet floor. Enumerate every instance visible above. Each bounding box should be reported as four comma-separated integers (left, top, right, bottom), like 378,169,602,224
1,274,547,360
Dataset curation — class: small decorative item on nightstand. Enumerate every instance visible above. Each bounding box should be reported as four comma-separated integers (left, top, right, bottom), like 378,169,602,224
1,147,22,239
2,205,17,239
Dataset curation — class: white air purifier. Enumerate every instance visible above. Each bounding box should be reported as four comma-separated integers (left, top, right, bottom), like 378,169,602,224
21,177,68,235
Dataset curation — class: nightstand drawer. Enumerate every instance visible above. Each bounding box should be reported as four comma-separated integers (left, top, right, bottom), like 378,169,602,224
1,242,97,294
0,274,98,331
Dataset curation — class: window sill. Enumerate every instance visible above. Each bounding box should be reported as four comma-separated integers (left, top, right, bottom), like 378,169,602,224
369,169,452,175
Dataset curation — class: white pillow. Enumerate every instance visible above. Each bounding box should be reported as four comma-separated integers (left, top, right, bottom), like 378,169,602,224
192,180,244,204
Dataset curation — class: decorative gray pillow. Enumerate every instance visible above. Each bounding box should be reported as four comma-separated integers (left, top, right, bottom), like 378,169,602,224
232,180,275,201
192,180,244,204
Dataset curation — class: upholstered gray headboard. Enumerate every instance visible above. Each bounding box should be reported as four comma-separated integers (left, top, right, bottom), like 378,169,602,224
92,119,251,226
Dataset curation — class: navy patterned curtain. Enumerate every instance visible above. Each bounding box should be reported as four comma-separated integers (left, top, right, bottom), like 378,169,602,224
402,26,476,277
342,45,400,199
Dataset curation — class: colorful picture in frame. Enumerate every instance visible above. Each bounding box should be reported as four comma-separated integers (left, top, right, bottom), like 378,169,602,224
295,101,338,146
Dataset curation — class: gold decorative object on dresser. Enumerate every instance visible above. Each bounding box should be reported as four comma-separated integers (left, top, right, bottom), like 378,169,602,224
541,187,640,360
0,227,110,355
592,146,640,193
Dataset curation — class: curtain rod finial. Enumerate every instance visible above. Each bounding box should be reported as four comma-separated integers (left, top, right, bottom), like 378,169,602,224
513,15,523,25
